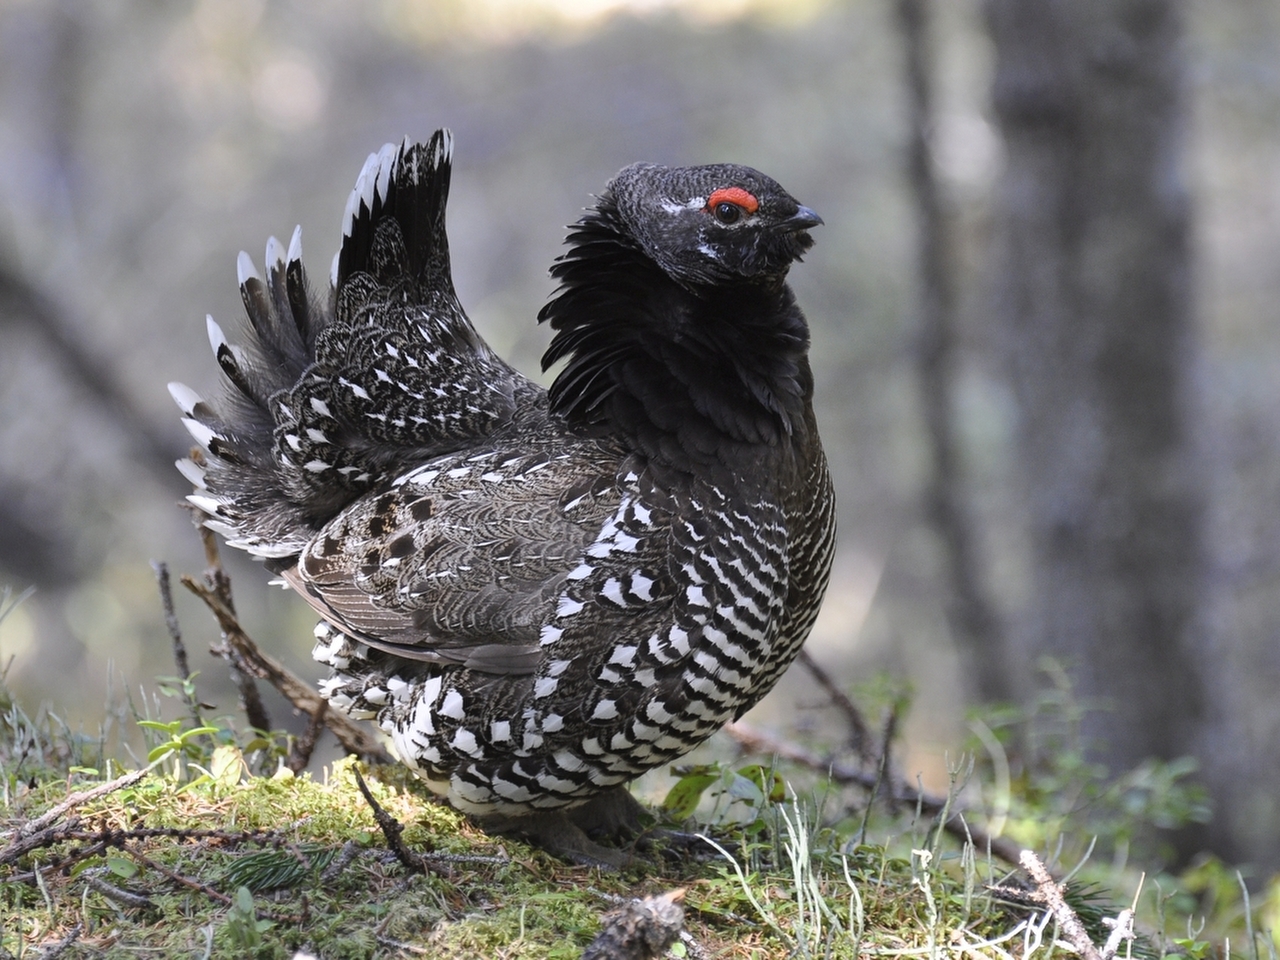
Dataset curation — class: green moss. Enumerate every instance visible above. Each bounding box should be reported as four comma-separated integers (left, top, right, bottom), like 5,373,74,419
2,684,1262,959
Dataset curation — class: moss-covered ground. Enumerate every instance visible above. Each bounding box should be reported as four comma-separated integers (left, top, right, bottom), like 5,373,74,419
2,745,1043,959
1,637,1274,958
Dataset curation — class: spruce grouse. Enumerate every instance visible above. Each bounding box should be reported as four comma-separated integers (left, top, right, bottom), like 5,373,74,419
171,130,835,865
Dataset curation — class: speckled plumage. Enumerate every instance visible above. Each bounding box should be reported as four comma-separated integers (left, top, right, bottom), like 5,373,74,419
173,130,835,847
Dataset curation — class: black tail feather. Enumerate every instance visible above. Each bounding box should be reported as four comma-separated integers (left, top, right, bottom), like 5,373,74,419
173,129,524,559
336,131,454,300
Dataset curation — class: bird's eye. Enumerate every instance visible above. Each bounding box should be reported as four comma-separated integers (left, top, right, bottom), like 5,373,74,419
713,202,742,225
705,186,758,225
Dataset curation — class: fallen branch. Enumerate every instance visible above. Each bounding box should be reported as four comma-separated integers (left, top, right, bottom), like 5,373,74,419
151,559,204,726
193,519,271,734
287,701,328,774
858,700,902,846
126,845,307,925
180,573,391,763
0,818,83,868
1018,848,1102,960
723,721,1022,866
9,762,155,841
1101,907,1136,959
37,921,83,960
796,649,875,762
351,768,452,878
4,822,293,883
82,870,156,911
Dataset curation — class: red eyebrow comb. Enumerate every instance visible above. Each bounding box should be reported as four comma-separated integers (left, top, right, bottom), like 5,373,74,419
707,187,759,214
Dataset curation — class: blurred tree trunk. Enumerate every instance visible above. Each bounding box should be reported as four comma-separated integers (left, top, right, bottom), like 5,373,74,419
986,0,1207,788
897,0,1012,702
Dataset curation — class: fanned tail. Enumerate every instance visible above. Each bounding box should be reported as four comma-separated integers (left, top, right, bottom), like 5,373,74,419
335,131,453,299
170,228,330,557
171,130,524,561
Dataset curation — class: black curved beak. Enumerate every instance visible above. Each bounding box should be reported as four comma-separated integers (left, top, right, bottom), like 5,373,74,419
782,205,824,231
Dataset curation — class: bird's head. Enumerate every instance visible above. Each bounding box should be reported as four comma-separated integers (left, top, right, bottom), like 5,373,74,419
607,162,822,287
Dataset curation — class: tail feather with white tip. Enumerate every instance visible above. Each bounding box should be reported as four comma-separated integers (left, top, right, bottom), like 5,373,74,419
171,129,526,561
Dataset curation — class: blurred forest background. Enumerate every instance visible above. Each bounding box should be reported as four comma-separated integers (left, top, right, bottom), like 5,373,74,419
1,0,1279,876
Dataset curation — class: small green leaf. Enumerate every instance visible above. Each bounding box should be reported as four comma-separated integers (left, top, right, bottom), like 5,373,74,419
738,764,786,803
107,855,138,879
147,743,177,763
662,772,719,820
180,725,222,741
137,719,180,734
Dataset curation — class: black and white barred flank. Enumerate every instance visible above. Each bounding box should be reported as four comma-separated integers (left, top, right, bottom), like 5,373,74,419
172,129,835,817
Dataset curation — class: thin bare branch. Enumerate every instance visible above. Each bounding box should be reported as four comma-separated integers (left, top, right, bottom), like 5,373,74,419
9,763,154,840
797,648,875,761
1019,848,1103,960
151,559,203,726
287,701,328,775
352,768,450,878
126,846,307,925
193,522,272,735
82,871,155,910
180,574,391,763
858,701,900,844
37,921,83,959
723,721,1022,866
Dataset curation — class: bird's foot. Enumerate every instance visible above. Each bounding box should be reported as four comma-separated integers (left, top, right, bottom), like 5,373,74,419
479,787,648,869
635,825,731,863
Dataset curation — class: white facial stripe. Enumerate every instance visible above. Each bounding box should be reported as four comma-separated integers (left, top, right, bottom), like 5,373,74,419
660,196,706,214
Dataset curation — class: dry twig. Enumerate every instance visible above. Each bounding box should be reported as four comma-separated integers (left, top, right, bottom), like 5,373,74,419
796,649,875,761
82,871,155,910
151,558,204,726
1101,908,1136,959
125,846,307,925
1018,848,1102,960
37,921,83,959
723,721,1022,866
180,570,391,763
192,519,272,734
9,764,153,840
859,699,902,844
287,701,328,774
351,768,445,877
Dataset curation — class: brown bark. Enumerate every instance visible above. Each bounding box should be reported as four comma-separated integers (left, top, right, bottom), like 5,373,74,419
985,0,1207,780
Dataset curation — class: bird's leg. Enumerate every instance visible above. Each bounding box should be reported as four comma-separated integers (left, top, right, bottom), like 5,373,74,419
569,787,723,862
576,785,651,838
478,787,649,869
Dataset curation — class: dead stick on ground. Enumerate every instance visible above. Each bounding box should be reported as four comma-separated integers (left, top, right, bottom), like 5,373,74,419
287,701,328,774
1101,908,1136,960
126,846,307,925
857,702,900,845
151,559,203,726
1019,848,1103,960
797,648,875,762
723,721,1023,867
352,768,442,877
38,922,83,960
82,872,156,910
193,522,272,734
180,575,391,763
8,762,159,840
